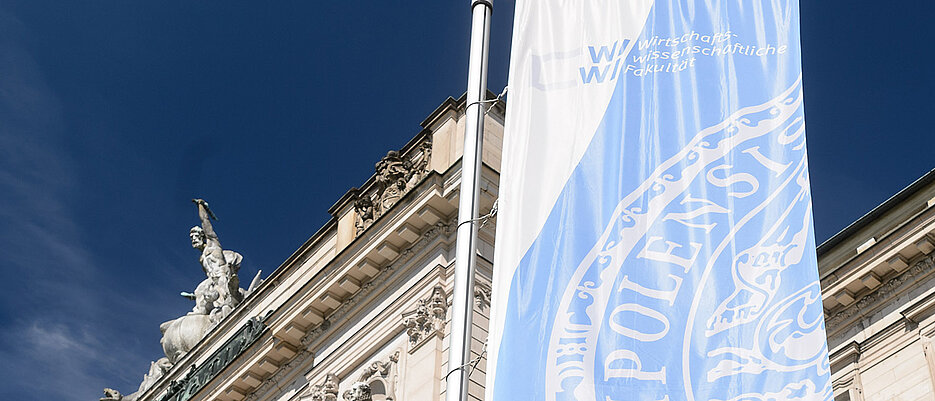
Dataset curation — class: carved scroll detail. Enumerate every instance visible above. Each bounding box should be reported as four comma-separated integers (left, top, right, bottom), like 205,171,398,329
342,351,400,401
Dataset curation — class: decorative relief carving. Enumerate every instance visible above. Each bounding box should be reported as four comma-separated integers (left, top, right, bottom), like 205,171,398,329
474,282,492,311
825,254,935,331
308,373,340,401
353,136,433,235
359,351,398,380
402,285,448,347
375,151,411,212
353,195,375,234
343,351,400,401
342,383,371,401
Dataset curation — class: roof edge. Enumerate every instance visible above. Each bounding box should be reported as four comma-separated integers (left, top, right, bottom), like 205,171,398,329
817,168,935,256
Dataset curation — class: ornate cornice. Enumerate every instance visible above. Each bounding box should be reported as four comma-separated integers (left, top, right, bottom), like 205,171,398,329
301,219,455,347
825,253,935,331
242,348,313,401
243,219,455,400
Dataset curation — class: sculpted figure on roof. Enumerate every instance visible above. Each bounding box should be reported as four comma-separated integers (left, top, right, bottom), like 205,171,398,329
101,199,263,401
189,198,243,319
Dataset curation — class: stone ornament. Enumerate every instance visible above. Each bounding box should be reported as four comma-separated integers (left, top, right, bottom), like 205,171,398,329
402,285,447,347
342,351,400,401
353,196,375,233
307,373,340,401
474,282,492,311
375,151,411,211
138,358,172,394
100,388,122,401
353,137,432,235
359,351,398,381
342,382,371,401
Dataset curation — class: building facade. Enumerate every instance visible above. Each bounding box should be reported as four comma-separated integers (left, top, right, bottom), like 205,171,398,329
105,95,503,401
821,171,935,401
104,94,935,401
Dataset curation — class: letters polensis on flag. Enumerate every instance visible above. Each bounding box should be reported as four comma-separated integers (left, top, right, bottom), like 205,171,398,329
485,1,831,400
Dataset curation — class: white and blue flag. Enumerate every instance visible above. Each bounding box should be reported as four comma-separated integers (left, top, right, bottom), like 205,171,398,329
486,1,831,400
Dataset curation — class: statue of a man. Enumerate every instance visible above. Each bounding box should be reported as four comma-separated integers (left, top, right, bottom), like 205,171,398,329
100,200,252,399
190,199,242,321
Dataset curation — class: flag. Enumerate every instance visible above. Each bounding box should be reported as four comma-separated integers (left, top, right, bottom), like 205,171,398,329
486,1,831,400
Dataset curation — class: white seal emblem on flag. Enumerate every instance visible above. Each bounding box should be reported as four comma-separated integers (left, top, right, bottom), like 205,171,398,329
543,76,832,401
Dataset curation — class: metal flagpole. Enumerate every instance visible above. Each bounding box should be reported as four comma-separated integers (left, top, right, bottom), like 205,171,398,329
446,0,492,400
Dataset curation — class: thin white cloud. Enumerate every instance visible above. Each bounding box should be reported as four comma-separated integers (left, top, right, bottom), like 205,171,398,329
0,7,157,401
0,318,151,400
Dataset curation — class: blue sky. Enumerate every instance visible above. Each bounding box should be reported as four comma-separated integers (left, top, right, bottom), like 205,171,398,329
0,1,932,400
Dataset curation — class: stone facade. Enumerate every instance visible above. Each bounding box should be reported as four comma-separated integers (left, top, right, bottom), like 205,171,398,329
820,170,935,401
106,89,935,401
110,93,503,401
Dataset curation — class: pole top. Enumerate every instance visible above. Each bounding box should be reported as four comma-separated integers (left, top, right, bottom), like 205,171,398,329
472,0,493,10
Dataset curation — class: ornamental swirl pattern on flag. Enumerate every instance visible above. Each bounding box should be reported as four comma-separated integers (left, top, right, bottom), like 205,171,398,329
485,1,830,400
